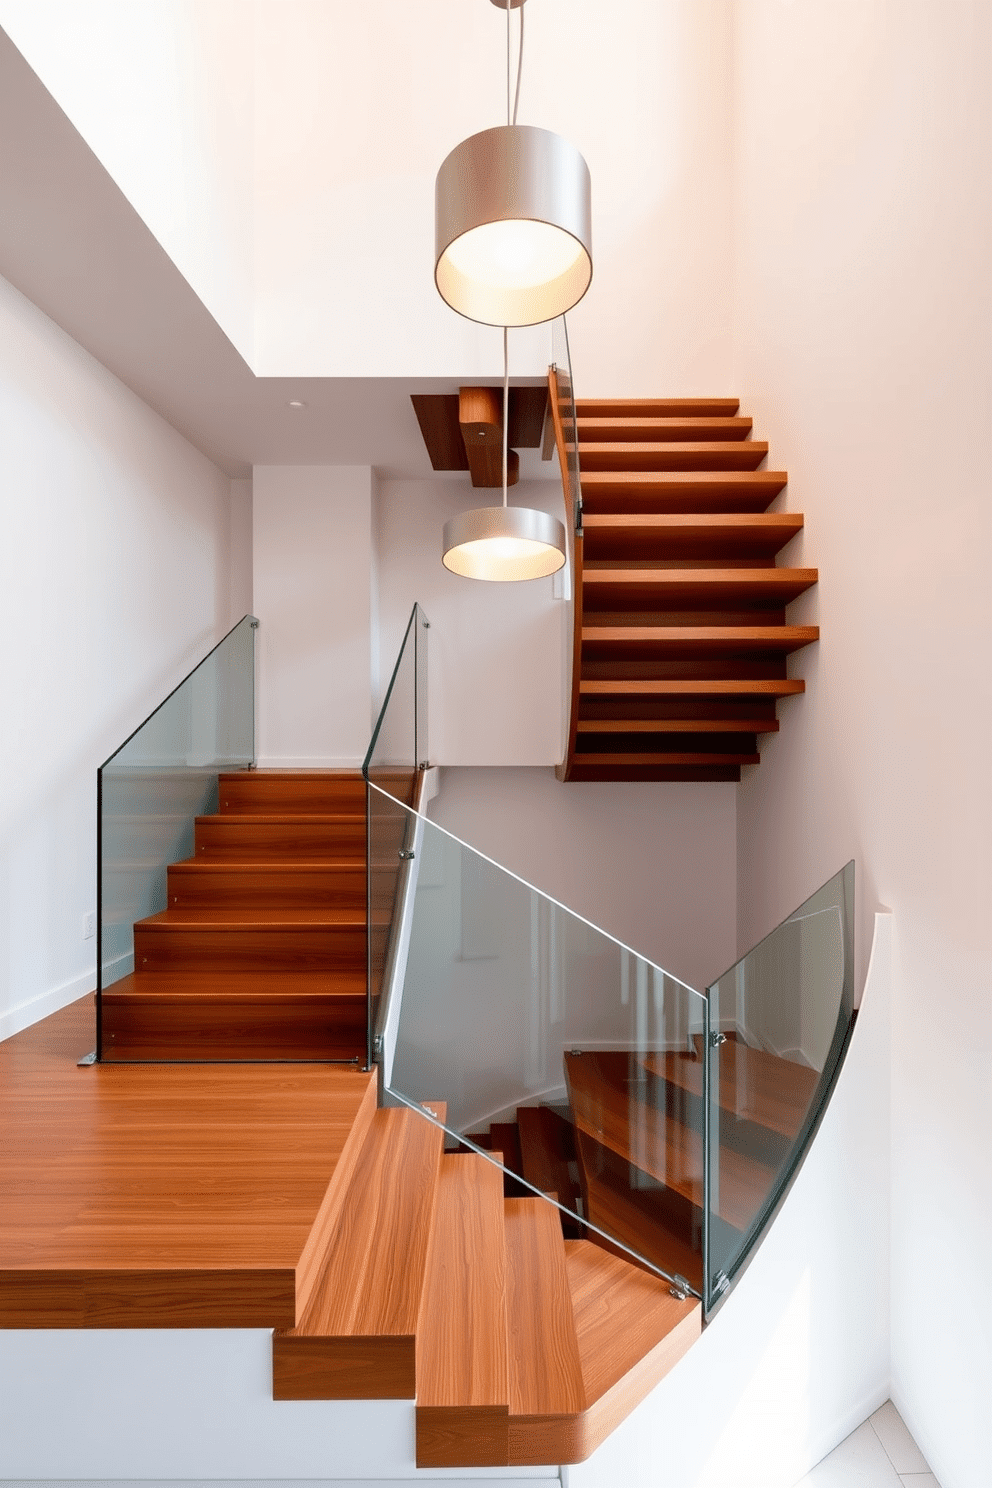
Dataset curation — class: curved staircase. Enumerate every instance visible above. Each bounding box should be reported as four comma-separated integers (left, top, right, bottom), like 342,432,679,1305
559,397,819,782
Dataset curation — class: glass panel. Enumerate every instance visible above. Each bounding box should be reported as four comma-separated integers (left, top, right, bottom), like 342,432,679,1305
550,315,582,765
375,782,710,1296
364,603,429,1067
704,862,856,1312
97,617,257,1047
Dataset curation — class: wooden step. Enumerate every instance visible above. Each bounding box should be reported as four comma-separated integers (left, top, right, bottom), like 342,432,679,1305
566,758,747,783
100,971,366,1061
582,567,818,609
579,470,788,511
272,1104,444,1400
582,511,804,561
415,1154,510,1468
490,1121,524,1179
132,907,366,974
578,440,768,472
218,770,365,816
575,397,740,418
643,1039,819,1143
167,859,365,909
517,1105,583,1227
504,1197,585,1466
565,1240,700,1459
577,717,779,734
580,677,805,698
576,416,752,442
194,814,365,861
582,624,819,657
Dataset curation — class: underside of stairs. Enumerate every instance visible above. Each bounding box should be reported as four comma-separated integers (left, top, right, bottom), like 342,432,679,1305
100,770,368,1061
560,396,819,782
272,1102,701,1468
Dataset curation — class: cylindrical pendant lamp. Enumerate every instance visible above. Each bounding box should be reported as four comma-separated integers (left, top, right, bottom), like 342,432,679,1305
442,503,566,582
435,124,592,327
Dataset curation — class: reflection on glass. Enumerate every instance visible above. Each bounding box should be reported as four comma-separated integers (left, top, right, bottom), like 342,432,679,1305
704,862,856,1310
376,783,710,1295
98,616,257,1018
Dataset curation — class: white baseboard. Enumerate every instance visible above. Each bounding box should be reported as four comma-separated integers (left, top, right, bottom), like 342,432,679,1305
0,970,95,1044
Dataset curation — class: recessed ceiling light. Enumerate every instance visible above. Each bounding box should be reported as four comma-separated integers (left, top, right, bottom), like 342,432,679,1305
287,399,307,409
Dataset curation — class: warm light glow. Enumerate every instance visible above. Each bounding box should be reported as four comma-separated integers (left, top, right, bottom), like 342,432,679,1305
444,219,585,290
443,534,566,583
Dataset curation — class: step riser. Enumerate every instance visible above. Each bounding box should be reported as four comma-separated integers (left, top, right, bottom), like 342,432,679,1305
194,820,366,860
579,444,767,471
218,778,365,815
166,865,365,909
100,997,366,1061
133,926,366,973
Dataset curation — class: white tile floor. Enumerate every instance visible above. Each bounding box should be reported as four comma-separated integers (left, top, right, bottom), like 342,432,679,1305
795,1401,940,1486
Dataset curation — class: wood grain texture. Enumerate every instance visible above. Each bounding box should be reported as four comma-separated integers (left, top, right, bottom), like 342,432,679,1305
459,385,519,488
576,397,740,417
504,1198,584,1465
0,996,375,1327
582,624,819,655
582,511,804,559
643,1039,819,1141
272,1105,443,1399
565,1240,701,1459
193,814,366,860
579,440,768,471
581,678,805,697
411,393,471,472
167,860,366,909
576,416,752,442
582,567,818,609
217,769,365,815
415,1155,509,1468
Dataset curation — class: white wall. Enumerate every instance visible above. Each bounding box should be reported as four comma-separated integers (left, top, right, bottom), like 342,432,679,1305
253,465,374,768
0,272,245,1039
730,5,992,1486
0,0,255,360
429,767,736,995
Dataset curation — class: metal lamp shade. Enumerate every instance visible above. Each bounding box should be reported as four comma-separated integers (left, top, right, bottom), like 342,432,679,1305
442,504,567,582
435,125,592,327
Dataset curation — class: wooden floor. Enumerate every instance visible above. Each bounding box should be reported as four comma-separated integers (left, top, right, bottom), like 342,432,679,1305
0,995,376,1328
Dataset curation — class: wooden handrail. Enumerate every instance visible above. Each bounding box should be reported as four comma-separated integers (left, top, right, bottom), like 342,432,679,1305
548,365,583,783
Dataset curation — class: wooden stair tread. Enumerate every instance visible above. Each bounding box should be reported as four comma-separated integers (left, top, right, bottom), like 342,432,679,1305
581,678,805,696
272,1105,444,1399
137,907,366,928
578,440,768,471
576,416,752,442
583,624,819,653
572,750,760,766
580,470,786,504
577,717,779,734
642,1040,819,1142
505,1197,585,1466
582,567,817,606
102,970,366,998
196,813,364,826
565,1051,773,1232
575,397,740,417
415,1154,509,1468
565,1240,700,1416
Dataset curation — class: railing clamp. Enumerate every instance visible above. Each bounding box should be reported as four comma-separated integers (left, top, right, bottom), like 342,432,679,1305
418,760,431,771
669,1274,691,1301
710,1031,727,1048
372,1034,383,1058
398,849,415,860
713,1271,730,1296
249,620,259,629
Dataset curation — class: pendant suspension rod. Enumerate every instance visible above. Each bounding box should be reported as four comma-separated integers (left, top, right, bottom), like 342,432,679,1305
502,327,509,508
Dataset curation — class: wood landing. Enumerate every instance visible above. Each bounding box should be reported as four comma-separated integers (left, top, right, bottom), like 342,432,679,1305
0,996,375,1328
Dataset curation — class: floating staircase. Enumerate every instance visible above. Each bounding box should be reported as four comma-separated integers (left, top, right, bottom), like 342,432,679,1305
559,397,819,782
100,770,368,1061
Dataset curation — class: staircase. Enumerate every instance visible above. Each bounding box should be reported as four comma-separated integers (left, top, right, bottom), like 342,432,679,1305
559,397,819,782
271,1101,701,1468
101,770,368,1061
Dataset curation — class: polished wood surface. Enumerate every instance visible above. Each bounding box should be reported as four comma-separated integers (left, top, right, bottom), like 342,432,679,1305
416,1154,509,1468
557,397,817,781
565,1240,701,1459
272,1105,443,1400
505,1197,585,1466
106,770,368,1062
517,1104,582,1222
643,1038,819,1141
412,388,549,475
459,385,520,488
581,677,806,697
0,996,375,1327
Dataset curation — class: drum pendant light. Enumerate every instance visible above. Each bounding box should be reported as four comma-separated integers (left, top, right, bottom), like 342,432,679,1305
442,331,566,582
435,0,592,327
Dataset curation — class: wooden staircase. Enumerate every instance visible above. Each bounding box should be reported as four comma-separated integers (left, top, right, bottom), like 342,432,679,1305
101,770,368,1061
559,397,819,782
272,1101,701,1468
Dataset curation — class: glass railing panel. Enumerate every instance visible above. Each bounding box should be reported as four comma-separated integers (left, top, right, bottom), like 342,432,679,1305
375,783,710,1295
97,616,257,1034
364,603,429,1066
550,315,582,767
704,861,856,1312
